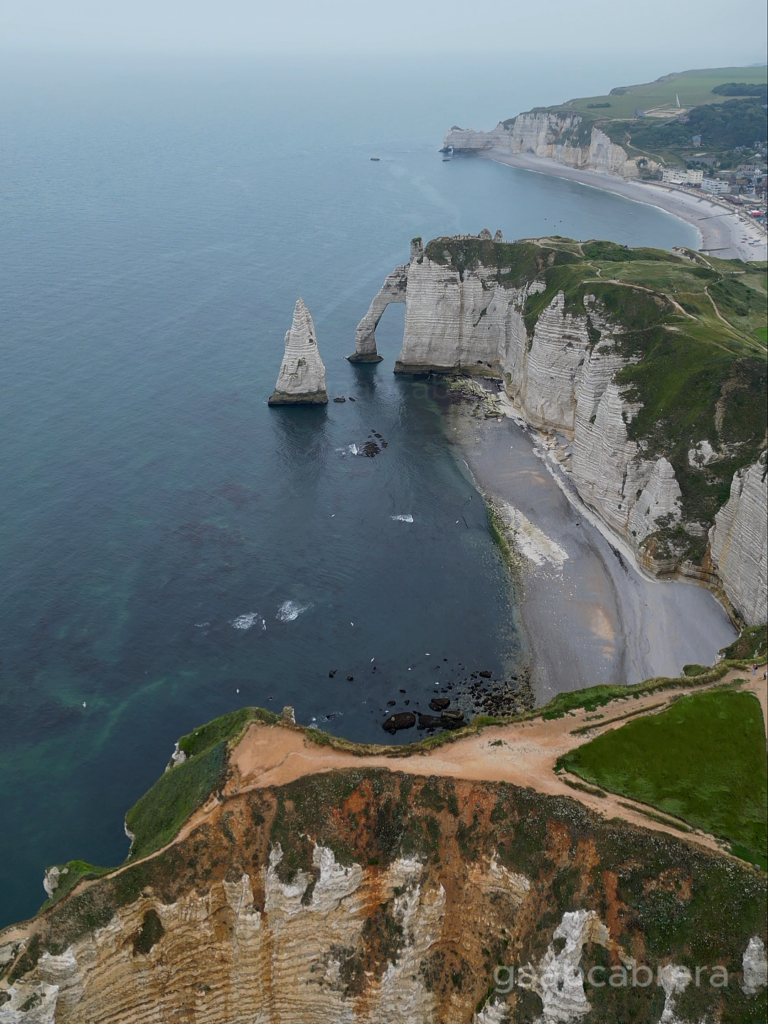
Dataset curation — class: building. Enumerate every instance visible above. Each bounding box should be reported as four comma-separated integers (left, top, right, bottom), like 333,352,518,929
662,168,703,185
702,179,730,196
692,134,702,147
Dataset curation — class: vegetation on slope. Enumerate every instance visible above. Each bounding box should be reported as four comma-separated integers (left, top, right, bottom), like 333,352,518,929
626,97,767,158
124,706,278,860
560,66,768,120
721,623,768,661
522,66,768,169
39,861,112,911
5,770,766,1023
557,689,768,868
427,236,767,563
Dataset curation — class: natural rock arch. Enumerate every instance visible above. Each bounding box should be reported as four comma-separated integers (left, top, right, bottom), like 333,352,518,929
348,238,423,362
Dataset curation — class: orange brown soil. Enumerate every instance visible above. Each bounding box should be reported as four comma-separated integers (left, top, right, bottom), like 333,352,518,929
215,668,765,860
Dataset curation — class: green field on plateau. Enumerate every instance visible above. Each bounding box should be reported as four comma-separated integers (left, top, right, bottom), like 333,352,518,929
557,689,768,868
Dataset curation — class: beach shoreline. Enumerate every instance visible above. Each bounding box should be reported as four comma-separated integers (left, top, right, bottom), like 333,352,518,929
482,149,768,262
441,388,737,705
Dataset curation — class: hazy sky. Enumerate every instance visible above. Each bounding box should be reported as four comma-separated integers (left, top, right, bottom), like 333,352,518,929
1,0,766,62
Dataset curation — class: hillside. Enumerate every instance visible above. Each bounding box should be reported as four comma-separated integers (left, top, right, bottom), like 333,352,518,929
444,65,768,178
554,66,767,119
1,658,766,1024
351,234,768,620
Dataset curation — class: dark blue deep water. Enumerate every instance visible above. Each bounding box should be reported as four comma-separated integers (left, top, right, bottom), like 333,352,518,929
0,54,698,925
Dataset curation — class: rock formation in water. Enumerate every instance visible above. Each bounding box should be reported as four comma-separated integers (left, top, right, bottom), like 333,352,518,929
348,238,423,362
352,235,767,624
1,710,765,1023
442,113,659,179
269,298,328,405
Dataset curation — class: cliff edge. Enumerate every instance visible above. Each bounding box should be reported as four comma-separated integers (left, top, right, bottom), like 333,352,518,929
352,235,767,625
1,674,766,1024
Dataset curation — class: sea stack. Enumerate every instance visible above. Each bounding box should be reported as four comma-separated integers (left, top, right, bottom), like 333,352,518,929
268,298,328,405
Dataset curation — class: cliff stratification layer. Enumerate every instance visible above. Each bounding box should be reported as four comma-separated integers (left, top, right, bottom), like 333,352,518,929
2,762,766,1024
351,235,767,624
269,298,328,405
442,115,658,179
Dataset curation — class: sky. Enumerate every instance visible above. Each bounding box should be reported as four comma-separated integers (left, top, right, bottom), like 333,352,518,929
1,0,766,63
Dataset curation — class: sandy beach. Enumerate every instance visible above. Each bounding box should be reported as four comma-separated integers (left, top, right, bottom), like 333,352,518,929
443,396,737,705
484,149,768,262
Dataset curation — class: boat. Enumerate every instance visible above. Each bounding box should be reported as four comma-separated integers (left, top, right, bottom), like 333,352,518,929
370,157,380,162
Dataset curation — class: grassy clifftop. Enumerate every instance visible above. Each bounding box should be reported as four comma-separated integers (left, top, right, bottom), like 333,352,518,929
426,236,767,559
554,66,768,121
558,688,768,869
525,65,768,169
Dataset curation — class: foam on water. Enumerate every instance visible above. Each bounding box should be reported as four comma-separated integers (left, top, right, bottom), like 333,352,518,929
391,514,414,523
276,600,311,623
231,612,267,631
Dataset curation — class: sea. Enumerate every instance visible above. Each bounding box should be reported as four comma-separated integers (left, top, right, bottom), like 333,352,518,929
0,52,699,926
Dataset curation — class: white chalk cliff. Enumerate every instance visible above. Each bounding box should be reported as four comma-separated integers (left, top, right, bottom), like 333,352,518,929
709,454,768,626
269,298,328,405
443,115,659,179
353,240,767,624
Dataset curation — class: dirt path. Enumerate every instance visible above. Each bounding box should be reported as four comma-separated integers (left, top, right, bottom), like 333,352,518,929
227,669,766,859
4,669,762,941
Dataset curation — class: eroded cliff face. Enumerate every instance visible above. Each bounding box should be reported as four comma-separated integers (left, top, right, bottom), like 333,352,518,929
269,298,328,405
443,116,658,179
2,771,766,1024
709,454,768,626
351,237,767,623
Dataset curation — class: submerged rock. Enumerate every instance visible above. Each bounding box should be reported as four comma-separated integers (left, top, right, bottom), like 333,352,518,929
382,711,416,733
441,708,465,728
417,713,444,729
268,299,328,405
429,697,450,711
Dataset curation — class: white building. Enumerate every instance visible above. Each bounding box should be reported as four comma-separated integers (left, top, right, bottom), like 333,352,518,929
662,168,704,185
702,178,730,195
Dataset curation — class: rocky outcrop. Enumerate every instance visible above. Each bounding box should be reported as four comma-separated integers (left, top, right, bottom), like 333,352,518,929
709,453,768,625
269,298,328,405
348,238,423,362
2,765,765,1023
357,237,767,611
742,936,768,996
443,114,659,180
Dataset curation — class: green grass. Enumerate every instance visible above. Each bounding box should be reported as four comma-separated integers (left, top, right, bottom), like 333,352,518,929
515,66,768,172
558,66,768,120
557,690,768,866
124,705,278,861
720,624,768,661
473,237,768,549
40,861,112,910
125,741,228,861
540,684,634,719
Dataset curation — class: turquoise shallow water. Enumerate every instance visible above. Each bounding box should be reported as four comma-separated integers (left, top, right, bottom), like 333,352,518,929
0,54,698,925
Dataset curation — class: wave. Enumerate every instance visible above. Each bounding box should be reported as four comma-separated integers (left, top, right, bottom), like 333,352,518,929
231,612,267,631
276,600,311,623
391,514,414,523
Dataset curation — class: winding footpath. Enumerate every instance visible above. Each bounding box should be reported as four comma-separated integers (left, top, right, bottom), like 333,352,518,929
225,669,767,861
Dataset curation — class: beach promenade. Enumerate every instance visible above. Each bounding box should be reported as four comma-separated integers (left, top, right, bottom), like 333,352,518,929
486,149,768,262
